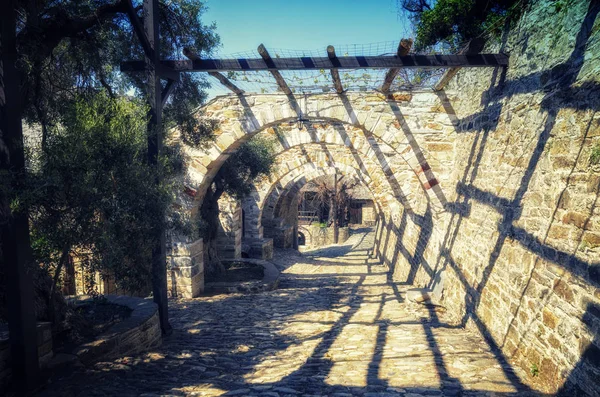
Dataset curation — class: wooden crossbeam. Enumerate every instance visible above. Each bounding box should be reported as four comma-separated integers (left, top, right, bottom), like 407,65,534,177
183,48,243,95
434,38,486,91
121,53,509,73
381,39,413,93
327,45,344,94
257,44,292,95
125,0,154,59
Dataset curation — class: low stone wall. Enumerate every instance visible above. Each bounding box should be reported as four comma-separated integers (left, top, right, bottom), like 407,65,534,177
299,225,349,248
204,258,280,294
0,322,53,394
69,295,161,366
246,238,274,260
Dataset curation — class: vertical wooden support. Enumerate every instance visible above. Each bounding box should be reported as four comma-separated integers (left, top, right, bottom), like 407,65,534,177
327,45,344,94
381,39,413,93
144,0,171,335
0,0,40,392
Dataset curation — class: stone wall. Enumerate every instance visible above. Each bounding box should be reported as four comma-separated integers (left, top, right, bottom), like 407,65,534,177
175,11,600,392
167,239,204,298
0,322,53,394
374,0,600,394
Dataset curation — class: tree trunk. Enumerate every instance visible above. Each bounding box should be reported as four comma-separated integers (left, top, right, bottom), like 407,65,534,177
199,182,226,277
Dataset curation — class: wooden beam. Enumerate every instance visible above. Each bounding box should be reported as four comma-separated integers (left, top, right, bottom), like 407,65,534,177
157,65,180,82
257,44,292,95
327,45,344,93
381,38,413,93
184,47,244,95
208,72,244,95
434,38,486,91
121,52,508,73
161,79,177,108
125,0,154,60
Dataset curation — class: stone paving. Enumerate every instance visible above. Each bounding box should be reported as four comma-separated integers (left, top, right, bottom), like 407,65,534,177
39,227,532,397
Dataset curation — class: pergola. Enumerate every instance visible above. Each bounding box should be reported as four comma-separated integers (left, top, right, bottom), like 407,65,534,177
0,0,508,392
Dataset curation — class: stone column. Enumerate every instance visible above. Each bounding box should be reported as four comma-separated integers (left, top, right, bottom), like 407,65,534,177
167,239,204,298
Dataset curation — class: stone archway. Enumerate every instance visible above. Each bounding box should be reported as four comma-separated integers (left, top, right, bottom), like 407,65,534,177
178,92,456,217
168,91,458,298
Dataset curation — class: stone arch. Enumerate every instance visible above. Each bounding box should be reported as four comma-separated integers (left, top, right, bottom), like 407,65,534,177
179,92,455,219
258,165,378,248
243,144,389,240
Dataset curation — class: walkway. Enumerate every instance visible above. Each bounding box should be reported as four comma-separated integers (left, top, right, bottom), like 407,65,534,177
39,228,530,397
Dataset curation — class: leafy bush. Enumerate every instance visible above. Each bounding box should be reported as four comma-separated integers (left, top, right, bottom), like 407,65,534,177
28,92,175,294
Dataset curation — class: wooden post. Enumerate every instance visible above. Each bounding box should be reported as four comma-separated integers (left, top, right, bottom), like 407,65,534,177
381,39,413,93
144,0,171,335
258,44,292,95
333,171,339,244
327,45,344,94
0,0,41,392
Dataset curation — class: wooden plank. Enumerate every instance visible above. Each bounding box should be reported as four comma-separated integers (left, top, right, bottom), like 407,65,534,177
257,44,292,95
184,48,244,95
125,0,154,59
0,0,41,392
434,38,486,91
208,72,244,95
327,45,344,93
381,38,413,93
161,79,177,108
121,53,509,73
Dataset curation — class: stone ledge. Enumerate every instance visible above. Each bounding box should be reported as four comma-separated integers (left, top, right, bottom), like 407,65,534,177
204,258,280,294
67,295,161,366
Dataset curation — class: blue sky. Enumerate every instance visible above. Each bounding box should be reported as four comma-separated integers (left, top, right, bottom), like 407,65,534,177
203,0,408,55
201,0,409,97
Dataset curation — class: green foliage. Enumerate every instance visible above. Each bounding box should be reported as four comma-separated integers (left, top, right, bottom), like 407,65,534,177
399,0,524,49
530,363,539,377
590,143,600,166
217,136,278,200
27,92,174,293
17,0,219,148
552,0,567,13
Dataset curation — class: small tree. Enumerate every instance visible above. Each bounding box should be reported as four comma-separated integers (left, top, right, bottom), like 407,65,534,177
303,175,360,242
199,136,276,276
18,91,178,324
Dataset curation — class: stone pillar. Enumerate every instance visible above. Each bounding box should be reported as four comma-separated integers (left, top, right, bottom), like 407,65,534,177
217,196,242,260
167,239,204,298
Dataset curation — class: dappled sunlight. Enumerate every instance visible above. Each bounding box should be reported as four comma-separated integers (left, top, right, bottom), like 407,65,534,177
379,325,442,388
434,328,519,393
40,227,534,395
244,337,323,384
325,324,379,387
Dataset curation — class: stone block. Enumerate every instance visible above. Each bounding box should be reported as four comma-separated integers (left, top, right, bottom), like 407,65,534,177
248,238,274,260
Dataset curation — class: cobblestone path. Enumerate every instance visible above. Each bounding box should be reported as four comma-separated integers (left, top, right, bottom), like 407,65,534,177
39,228,531,397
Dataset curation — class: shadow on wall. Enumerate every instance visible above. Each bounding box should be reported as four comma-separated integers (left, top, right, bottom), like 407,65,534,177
368,1,600,394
